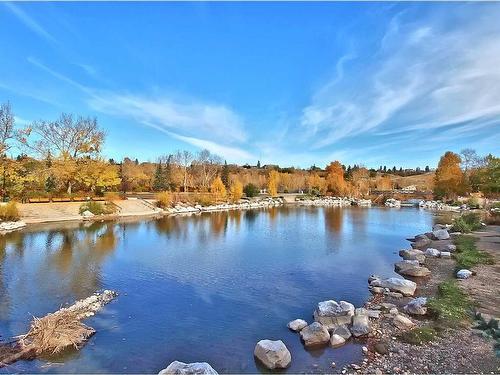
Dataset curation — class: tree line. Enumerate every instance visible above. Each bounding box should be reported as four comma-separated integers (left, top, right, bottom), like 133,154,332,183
0,101,498,202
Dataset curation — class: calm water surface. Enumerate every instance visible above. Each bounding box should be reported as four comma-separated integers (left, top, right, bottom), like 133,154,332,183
0,206,437,373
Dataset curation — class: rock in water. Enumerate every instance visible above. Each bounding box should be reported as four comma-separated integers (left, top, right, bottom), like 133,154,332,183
300,322,330,347
331,325,352,340
425,248,440,257
351,311,370,337
431,229,450,240
369,277,417,296
404,297,428,315
329,334,346,348
392,315,415,329
254,340,291,369
456,269,473,279
411,234,431,249
313,300,354,329
159,361,218,375
399,249,426,263
287,319,307,332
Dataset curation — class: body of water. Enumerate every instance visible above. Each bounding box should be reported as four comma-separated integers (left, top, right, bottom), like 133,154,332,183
0,206,437,373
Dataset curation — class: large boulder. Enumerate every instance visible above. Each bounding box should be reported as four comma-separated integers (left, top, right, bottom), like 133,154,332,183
351,310,370,337
397,264,431,277
411,234,431,249
159,361,218,375
431,229,450,240
300,322,330,347
399,249,426,263
287,319,307,332
313,300,354,329
404,297,428,315
370,277,417,296
254,340,291,369
392,314,415,329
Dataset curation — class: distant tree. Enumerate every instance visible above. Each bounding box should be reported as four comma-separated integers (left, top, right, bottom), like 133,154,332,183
0,101,14,155
229,179,243,202
210,176,226,201
383,166,387,172
478,155,499,195
325,161,346,195
221,160,230,188
434,151,465,199
164,154,176,191
425,165,430,172
267,170,279,197
244,183,259,198
175,150,193,192
153,161,166,191
45,174,56,193
257,160,261,168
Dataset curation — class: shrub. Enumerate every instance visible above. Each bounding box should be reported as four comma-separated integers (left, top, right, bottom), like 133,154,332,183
451,217,471,233
0,202,20,221
451,212,482,233
193,193,216,206
466,197,480,209
155,191,172,209
79,201,116,215
243,183,259,198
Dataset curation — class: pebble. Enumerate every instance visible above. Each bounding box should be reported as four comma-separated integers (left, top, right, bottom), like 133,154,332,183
331,362,336,368
362,346,369,355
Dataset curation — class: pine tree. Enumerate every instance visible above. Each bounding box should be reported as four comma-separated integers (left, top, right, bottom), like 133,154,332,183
164,155,175,191
153,161,166,191
425,166,430,172
221,160,229,188
257,160,261,168
45,175,56,193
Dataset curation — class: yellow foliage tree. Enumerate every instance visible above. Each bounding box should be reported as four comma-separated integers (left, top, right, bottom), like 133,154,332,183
267,170,279,197
229,179,243,202
75,159,121,193
434,151,465,198
325,161,346,195
211,176,226,201
307,172,326,194
376,175,393,191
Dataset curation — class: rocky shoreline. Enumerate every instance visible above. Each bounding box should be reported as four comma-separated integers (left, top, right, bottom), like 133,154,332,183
157,223,499,374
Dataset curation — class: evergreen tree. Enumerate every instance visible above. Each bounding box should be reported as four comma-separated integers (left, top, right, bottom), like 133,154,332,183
257,160,261,168
164,155,175,191
425,165,430,172
383,166,387,172
153,161,166,191
45,175,56,193
221,160,230,188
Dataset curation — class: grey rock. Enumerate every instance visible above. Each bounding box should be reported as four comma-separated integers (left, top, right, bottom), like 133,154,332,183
254,340,291,369
393,314,415,329
300,322,330,347
404,297,428,315
287,319,307,332
425,248,441,257
399,249,426,263
456,269,473,279
329,334,346,348
313,300,354,329
374,343,389,355
396,263,431,277
351,311,370,337
331,325,352,340
370,277,417,296
159,361,218,375
431,229,450,240
445,244,457,252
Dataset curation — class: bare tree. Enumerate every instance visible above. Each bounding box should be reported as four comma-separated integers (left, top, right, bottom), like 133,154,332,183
0,102,14,155
174,150,193,192
19,113,105,159
193,149,223,190
460,148,484,174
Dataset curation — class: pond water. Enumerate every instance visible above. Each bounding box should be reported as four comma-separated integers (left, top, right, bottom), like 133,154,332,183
0,206,437,373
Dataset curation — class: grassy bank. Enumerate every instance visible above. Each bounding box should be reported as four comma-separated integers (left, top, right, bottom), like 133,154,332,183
454,235,494,270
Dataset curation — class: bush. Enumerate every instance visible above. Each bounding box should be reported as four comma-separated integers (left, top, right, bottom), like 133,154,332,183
156,191,172,209
466,197,480,209
193,193,216,206
79,201,116,215
0,202,20,221
243,183,259,198
451,212,482,233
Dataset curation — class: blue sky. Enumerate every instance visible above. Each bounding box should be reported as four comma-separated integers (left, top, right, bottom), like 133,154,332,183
1,2,499,168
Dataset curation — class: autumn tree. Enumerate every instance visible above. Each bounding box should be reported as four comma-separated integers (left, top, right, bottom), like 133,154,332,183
376,175,393,191
351,167,370,197
211,176,226,201
75,158,120,193
193,149,222,191
307,172,325,195
325,161,346,195
267,170,279,197
229,179,243,202
434,151,465,199
221,160,229,188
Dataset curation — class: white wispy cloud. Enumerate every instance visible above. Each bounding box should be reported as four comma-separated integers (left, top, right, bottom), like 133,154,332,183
4,2,58,45
301,5,500,150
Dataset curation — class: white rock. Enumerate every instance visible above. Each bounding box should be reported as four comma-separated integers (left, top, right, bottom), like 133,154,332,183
425,248,440,257
329,334,346,348
445,244,457,252
404,297,428,315
254,339,291,369
456,269,473,279
351,311,370,337
159,361,218,375
370,277,417,296
432,229,450,240
287,319,307,332
313,300,354,329
440,251,451,258
331,325,352,340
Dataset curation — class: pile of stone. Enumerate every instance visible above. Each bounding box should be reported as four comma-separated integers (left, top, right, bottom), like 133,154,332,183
163,198,284,215
295,197,353,207
0,220,26,233
419,200,461,211
385,199,401,208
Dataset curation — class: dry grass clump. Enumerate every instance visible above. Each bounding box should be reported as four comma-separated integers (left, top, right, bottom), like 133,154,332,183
0,202,20,221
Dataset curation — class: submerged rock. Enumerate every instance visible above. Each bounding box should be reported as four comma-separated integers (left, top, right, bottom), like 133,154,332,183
254,339,291,369
331,325,352,340
287,319,307,332
300,322,330,347
159,361,218,375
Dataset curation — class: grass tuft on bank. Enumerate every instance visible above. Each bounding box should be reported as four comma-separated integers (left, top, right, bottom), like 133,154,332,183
451,212,482,233
427,280,472,324
399,326,438,345
454,235,494,270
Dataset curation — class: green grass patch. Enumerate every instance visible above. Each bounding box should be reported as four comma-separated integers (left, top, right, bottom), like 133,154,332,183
79,201,116,215
454,235,494,270
427,280,473,324
451,212,482,233
398,326,438,345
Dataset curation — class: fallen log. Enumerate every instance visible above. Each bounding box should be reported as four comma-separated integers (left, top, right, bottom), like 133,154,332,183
0,290,117,367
